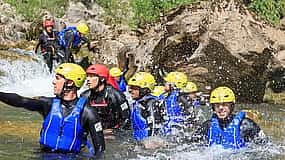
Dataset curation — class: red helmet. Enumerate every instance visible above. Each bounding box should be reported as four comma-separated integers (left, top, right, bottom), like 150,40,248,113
43,20,54,28
86,64,109,80
86,64,119,90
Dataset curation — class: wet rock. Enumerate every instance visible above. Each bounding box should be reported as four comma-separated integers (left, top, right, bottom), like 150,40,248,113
127,0,284,103
0,0,29,45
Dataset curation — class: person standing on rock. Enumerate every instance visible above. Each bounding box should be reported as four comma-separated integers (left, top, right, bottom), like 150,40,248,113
35,18,60,73
189,86,267,149
58,23,92,63
0,63,105,156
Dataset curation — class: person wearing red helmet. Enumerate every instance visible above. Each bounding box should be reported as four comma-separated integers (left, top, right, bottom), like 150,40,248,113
81,64,130,132
35,18,60,73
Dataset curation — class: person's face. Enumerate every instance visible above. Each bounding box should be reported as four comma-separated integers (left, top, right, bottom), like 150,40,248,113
46,26,53,33
52,74,65,95
213,102,233,119
128,85,140,99
86,73,99,89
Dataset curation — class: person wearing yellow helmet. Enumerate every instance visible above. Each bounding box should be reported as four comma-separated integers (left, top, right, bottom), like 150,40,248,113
189,86,266,149
58,23,93,63
182,81,200,108
0,63,105,156
160,72,195,135
128,72,164,142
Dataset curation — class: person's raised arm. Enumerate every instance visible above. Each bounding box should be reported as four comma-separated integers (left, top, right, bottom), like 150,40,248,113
0,92,51,113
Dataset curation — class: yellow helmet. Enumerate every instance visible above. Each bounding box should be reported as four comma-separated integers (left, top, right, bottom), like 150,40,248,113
55,63,86,88
152,86,165,97
164,72,188,89
76,23,89,35
183,81,198,93
128,72,156,91
210,86,235,104
110,67,122,77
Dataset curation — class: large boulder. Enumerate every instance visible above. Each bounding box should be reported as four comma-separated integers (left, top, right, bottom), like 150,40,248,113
128,0,284,103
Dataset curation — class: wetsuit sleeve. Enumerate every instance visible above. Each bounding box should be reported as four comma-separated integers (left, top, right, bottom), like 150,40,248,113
240,118,267,144
110,88,130,128
0,92,52,116
81,107,105,156
189,120,211,143
38,33,48,52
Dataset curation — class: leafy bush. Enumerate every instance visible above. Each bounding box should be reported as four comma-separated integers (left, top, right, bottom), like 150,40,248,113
249,0,285,25
96,0,132,25
4,0,68,22
130,0,197,27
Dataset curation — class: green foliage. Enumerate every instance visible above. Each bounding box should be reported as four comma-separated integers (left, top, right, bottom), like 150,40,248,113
96,0,198,28
3,0,68,22
249,0,285,25
130,0,197,27
96,0,132,25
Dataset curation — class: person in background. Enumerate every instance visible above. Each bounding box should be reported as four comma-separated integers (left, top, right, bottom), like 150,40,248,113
128,72,164,141
110,53,130,93
189,86,266,149
35,18,59,72
0,63,105,156
160,72,195,135
58,23,92,63
182,81,200,108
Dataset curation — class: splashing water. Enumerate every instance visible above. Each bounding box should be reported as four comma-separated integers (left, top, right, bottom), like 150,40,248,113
0,53,53,97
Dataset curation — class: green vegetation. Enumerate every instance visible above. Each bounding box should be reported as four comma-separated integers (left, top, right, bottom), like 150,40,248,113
3,0,68,22
96,0,198,28
249,0,285,25
130,0,197,27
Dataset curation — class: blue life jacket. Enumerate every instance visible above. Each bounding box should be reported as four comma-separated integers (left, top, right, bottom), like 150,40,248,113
131,95,157,141
207,111,246,149
117,76,127,92
39,97,86,153
58,27,81,49
161,90,185,135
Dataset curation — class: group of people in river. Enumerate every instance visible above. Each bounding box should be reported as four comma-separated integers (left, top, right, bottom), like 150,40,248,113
0,22,267,157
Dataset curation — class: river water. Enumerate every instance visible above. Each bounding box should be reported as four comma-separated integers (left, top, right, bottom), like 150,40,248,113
0,52,284,160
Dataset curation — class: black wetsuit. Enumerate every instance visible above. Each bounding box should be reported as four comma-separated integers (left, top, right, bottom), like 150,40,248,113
136,95,164,135
36,30,58,54
0,92,105,156
189,113,265,144
81,85,130,130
